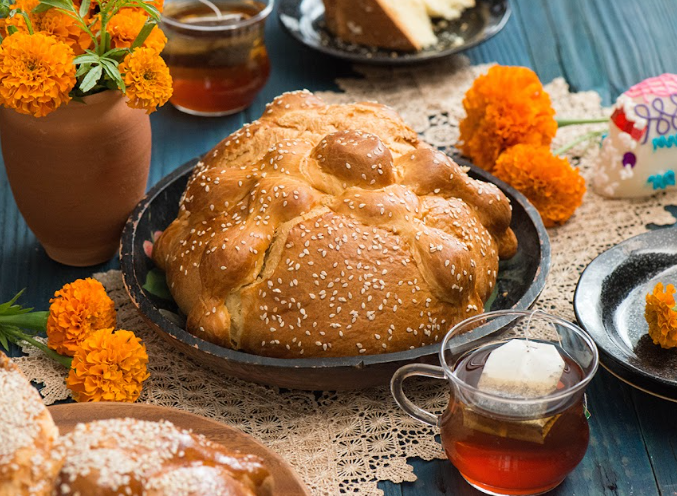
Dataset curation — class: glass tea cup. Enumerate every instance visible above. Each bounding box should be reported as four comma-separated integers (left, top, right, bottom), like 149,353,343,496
391,310,599,496
160,0,273,116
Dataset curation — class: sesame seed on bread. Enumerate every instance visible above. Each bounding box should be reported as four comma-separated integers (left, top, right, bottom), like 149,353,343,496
153,90,518,358
0,352,62,496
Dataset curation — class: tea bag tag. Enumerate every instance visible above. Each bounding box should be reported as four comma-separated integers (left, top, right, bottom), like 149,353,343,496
477,339,565,398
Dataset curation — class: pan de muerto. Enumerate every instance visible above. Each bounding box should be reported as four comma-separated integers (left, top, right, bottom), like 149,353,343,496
153,91,518,358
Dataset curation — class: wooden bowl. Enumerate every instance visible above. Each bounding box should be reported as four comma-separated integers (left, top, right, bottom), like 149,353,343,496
49,403,309,495
120,156,550,390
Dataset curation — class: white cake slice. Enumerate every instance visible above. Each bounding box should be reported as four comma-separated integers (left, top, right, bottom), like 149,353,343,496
323,0,475,51
423,0,476,20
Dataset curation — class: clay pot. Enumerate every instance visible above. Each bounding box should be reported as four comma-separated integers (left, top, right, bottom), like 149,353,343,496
0,91,151,266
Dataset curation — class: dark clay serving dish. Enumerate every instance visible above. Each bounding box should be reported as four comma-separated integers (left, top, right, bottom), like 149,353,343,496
575,228,677,401
120,156,549,391
278,0,511,66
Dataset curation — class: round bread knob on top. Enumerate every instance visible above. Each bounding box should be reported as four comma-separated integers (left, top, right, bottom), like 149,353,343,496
153,90,518,359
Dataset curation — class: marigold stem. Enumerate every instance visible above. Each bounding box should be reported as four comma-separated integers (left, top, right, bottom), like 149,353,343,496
0,311,48,332
1,325,72,369
556,118,609,127
554,130,606,156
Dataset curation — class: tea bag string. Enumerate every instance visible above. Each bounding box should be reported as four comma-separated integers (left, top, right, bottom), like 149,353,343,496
198,0,223,19
523,309,563,348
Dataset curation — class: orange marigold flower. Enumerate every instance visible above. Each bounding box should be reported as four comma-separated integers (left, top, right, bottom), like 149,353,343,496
66,328,150,402
46,278,116,356
107,9,167,53
0,32,76,117
645,282,677,349
6,0,92,54
458,65,557,171
493,144,586,227
119,47,172,113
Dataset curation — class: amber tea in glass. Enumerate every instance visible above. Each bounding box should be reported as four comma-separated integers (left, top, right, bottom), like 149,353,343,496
161,0,272,116
391,310,599,496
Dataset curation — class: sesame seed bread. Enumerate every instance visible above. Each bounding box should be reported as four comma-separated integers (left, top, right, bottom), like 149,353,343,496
53,418,273,496
153,91,518,359
0,352,62,496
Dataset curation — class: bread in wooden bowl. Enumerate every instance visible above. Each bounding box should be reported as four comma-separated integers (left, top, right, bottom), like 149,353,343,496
322,0,475,51
53,418,273,496
0,352,62,496
153,90,518,359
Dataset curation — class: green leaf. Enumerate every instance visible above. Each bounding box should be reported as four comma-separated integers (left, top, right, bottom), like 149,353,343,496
143,268,172,300
131,1,159,21
6,24,17,35
19,10,33,33
101,58,125,91
79,63,102,93
78,0,89,17
37,0,75,12
0,332,9,352
75,62,91,78
32,3,52,13
102,47,129,61
74,54,99,65
0,289,25,314
130,19,157,49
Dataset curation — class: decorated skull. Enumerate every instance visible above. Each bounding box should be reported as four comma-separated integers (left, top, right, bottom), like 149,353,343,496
594,74,677,198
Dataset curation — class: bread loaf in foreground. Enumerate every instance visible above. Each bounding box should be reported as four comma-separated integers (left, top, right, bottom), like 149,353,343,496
0,352,273,496
153,90,518,358
53,418,273,496
0,352,61,496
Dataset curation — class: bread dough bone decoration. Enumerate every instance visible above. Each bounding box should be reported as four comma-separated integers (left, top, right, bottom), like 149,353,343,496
322,0,476,51
153,91,517,359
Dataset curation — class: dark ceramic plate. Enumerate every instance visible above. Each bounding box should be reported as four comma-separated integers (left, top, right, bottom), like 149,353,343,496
120,156,549,390
575,228,677,401
277,0,510,66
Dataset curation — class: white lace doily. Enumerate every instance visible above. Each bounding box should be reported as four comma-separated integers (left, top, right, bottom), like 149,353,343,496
15,58,677,495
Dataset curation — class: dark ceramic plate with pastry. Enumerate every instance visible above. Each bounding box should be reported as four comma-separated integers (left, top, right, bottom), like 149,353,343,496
120,156,548,391
575,228,677,401
277,0,510,65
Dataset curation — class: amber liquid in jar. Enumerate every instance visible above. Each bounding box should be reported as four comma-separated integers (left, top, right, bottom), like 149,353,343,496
162,0,270,115
440,342,589,495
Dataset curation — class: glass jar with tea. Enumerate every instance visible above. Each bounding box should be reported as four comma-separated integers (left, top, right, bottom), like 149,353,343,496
161,0,273,116
391,310,599,496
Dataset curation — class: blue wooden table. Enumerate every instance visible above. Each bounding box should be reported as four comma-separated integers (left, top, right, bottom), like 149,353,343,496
2,1,677,494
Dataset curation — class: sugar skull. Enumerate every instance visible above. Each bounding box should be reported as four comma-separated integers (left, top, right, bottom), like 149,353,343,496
594,74,677,198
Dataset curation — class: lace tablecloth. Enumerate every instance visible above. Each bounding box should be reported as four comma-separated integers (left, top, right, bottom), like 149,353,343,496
15,58,677,495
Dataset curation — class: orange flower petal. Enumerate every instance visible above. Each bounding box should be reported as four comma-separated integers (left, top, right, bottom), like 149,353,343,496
458,66,557,171
492,144,586,227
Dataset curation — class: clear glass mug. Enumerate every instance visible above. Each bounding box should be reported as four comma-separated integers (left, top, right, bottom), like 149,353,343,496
161,0,273,116
391,310,599,496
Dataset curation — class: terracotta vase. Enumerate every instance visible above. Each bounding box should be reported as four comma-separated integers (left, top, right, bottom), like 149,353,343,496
0,91,151,266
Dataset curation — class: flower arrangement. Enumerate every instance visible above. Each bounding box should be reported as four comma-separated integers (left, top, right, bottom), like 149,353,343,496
0,0,172,117
458,65,606,227
645,282,677,349
0,278,149,402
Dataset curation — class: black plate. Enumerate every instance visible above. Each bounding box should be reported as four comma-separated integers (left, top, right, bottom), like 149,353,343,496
120,156,549,390
574,228,677,401
277,0,511,65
